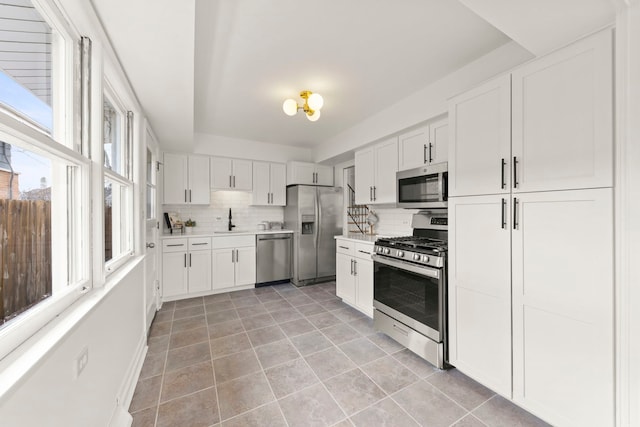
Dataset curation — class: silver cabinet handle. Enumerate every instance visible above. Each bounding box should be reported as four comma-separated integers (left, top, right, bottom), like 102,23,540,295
501,158,506,189
229,175,232,188
513,197,519,230
423,144,427,164
373,186,376,201
192,242,208,246
189,189,192,202
235,249,239,263
339,245,349,250
513,156,519,188
231,250,235,263
357,250,370,255
501,198,506,229
353,259,357,276
428,143,433,163
370,186,373,202
184,189,187,203
184,253,187,268
167,243,184,247
189,253,192,267
350,259,354,275
233,175,236,188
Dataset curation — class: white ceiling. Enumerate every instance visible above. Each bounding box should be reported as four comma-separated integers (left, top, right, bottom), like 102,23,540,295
90,0,614,153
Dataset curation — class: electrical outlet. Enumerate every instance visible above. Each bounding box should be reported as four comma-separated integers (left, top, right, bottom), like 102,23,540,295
215,216,222,221
75,346,89,379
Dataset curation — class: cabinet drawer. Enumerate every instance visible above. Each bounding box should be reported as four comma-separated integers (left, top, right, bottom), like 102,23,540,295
336,239,355,256
355,242,374,259
189,237,212,251
212,235,255,249
162,238,188,253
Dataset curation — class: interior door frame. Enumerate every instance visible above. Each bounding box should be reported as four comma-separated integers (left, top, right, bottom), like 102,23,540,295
143,123,160,331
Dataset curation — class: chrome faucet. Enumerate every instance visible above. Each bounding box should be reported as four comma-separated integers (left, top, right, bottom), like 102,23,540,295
228,208,235,231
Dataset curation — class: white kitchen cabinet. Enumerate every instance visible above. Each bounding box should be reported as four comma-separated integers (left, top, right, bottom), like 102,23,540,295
447,195,512,397
252,161,286,206
511,30,612,193
335,238,374,317
398,117,448,171
163,153,211,204
511,188,613,427
212,235,256,291
355,137,397,205
448,74,511,197
286,161,333,186
210,157,253,191
161,237,212,299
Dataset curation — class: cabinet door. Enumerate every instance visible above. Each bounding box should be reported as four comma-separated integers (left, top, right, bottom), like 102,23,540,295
373,138,398,204
512,30,612,193
188,155,211,204
398,126,429,171
232,159,253,191
235,246,256,286
448,75,511,197
511,188,613,426
315,165,334,186
251,161,270,205
212,248,235,290
336,253,356,305
270,163,287,206
448,195,512,397
288,162,315,185
354,148,374,205
429,118,448,164
162,252,188,297
163,153,188,204
210,157,233,190
355,257,373,318
188,250,212,293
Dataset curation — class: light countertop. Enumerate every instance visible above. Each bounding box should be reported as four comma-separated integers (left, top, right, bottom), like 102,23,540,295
334,233,378,244
162,229,293,239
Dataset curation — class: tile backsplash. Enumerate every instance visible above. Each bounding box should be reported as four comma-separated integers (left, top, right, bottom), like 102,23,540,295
370,207,420,236
163,191,284,233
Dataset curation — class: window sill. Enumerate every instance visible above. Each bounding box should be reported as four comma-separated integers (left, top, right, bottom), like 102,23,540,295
0,255,144,400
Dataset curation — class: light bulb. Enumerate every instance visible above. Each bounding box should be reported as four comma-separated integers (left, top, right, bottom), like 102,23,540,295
282,99,298,116
307,109,321,122
307,93,324,110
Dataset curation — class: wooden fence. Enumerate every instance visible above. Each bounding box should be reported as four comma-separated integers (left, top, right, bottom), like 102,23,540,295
0,199,52,325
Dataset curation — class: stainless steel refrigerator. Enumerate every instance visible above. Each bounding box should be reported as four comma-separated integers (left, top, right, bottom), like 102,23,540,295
284,185,343,286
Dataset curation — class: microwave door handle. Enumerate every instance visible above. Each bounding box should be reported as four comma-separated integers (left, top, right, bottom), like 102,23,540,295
438,172,444,202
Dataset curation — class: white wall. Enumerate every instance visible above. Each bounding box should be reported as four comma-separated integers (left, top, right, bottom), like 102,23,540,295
0,261,146,427
314,41,533,163
194,133,312,163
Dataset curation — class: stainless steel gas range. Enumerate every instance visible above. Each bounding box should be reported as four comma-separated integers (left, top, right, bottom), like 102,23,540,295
372,211,448,368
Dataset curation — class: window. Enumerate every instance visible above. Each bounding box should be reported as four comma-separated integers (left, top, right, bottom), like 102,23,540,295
0,0,86,339
103,92,133,267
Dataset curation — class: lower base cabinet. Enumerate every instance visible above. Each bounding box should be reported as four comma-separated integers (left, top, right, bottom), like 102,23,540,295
336,238,374,317
162,237,212,299
449,188,614,426
212,235,256,291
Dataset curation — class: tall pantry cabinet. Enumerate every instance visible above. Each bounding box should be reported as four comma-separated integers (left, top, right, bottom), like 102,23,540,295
448,29,614,427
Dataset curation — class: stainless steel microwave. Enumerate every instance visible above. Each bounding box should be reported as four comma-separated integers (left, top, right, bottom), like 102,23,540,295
396,162,448,209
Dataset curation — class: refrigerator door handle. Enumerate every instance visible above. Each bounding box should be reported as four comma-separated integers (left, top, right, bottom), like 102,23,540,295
315,189,321,280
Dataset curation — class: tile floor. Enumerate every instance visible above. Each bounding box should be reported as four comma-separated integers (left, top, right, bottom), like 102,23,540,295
129,282,551,427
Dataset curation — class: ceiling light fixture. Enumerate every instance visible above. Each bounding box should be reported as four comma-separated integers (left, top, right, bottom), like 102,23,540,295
283,90,324,122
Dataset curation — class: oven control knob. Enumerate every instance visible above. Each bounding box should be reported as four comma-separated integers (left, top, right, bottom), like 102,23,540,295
383,248,391,255
422,256,430,263
397,251,404,257
413,254,421,261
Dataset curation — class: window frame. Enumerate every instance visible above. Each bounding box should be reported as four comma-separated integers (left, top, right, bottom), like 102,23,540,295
102,82,134,274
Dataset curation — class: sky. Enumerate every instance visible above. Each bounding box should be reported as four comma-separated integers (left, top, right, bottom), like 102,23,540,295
0,71,53,192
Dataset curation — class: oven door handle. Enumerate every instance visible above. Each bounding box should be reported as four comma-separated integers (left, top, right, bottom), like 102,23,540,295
372,254,441,279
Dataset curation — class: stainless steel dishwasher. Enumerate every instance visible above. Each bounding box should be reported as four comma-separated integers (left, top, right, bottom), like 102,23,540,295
256,233,292,286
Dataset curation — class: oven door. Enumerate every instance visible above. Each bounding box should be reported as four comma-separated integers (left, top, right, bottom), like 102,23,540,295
372,254,445,342
396,164,448,209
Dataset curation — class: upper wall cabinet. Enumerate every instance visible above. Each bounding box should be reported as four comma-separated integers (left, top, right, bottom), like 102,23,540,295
398,117,448,171
287,161,333,186
511,30,612,193
355,137,398,205
163,153,210,205
448,74,512,197
252,161,286,206
449,30,612,198
211,157,253,191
